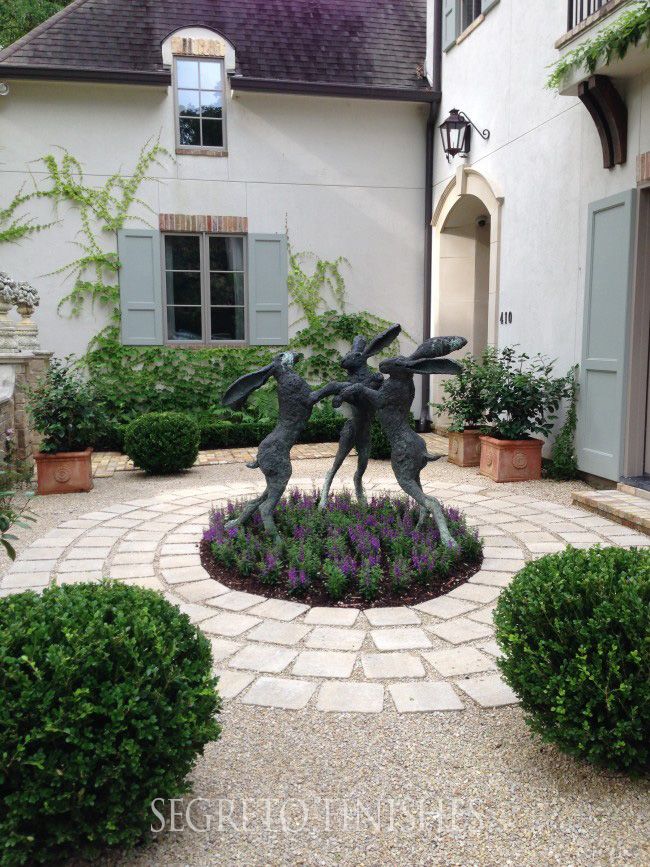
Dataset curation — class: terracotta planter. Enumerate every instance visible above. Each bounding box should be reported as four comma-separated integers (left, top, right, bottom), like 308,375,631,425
448,429,482,467
479,436,543,483
34,448,93,495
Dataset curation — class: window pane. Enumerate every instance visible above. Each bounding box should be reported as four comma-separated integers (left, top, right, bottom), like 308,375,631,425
199,61,222,90
211,307,244,341
165,235,200,270
179,117,201,145
209,236,244,271
167,306,202,341
210,273,244,306
201,91,223,119
202,120,223,148
178,89,200,117
177,59,199,89
166,271,201,305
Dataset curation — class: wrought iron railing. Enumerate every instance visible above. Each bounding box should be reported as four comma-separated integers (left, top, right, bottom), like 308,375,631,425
567,0,613,31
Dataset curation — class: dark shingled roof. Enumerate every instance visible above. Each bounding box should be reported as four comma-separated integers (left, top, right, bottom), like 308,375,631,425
0,0,432,98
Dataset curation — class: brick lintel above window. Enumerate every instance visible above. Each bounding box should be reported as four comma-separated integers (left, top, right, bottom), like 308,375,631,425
171,36,226,58
159,214,248,234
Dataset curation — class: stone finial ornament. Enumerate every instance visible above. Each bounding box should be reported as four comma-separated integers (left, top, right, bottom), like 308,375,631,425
334,335,468,548
319,323,401,508
221,351,342,536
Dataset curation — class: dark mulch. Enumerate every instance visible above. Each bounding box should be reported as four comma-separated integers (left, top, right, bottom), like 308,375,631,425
199,540,482,609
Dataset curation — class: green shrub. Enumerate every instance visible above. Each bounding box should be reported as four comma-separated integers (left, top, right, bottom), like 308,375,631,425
434,350,495,431
494,546,650,773
27,357,105,453
0,582,221,865
548,365,580,480
124,412,200,474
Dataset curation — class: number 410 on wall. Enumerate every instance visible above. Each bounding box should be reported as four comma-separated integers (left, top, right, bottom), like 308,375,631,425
500,311,513,325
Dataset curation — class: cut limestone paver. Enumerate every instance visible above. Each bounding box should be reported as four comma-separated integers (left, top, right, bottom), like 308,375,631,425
305,627,365,651
247,620,312,646
370,627,432,651
247,599,309,621
413,596,477,619
455,674,519,708
363,607,420,626
361,653,426,679
467,606,497,626
213,670,256,700
304,607,359,627
293,650,357,678
388,682,464,713
469,571,513,588
206,590,267,611
200,612,261,637
229,644,298,674
316,681,384,713
429,617,494,645
179,580,230,602
476,639,502,658
210,638,243,662
424,647,497,677
447,584,501,604
241,677,316,709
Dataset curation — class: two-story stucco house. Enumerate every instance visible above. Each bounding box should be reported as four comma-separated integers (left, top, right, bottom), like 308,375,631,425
0,0,436,413
2,0,650,488
426,0,650,486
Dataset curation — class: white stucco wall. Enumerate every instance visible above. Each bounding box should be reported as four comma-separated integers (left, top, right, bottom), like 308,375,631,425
430,0,650,376
0,39,427,362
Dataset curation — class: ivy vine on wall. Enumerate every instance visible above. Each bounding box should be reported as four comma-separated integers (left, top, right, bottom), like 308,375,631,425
547,1,650,90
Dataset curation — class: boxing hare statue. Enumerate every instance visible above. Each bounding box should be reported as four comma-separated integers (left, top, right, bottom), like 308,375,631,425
334,335,467,548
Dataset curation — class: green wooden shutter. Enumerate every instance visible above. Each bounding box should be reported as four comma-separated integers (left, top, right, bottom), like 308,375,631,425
247,234,289,346
577,190,636,480
481,0,499,13
443,0,458,51
117,229,163,346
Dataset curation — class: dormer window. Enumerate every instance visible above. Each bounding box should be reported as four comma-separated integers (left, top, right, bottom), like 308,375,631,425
175,57,226,152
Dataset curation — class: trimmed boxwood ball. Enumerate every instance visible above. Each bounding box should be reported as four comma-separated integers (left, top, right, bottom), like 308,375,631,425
494,546,650,773
124,411,200,474
0,582,221,865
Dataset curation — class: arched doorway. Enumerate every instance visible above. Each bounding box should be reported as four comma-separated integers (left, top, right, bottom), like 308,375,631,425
430,166,503,409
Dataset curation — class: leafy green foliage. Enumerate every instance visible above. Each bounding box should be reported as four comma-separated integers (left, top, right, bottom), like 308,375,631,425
206,490,481,603
548,365,580,480
0,188,51,245
0,1,69,48
547,1,650,89
0,431,35,560
481,347,570,440
434,350,495,431
0,581,221,865
27,357,105,453
494,546,650,773
124,412,200,474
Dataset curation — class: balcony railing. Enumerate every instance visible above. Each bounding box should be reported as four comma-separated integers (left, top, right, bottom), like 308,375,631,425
567,0,612,31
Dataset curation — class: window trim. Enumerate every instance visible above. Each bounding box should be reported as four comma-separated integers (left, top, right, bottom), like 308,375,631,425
173,56,228,156
162,231,247,348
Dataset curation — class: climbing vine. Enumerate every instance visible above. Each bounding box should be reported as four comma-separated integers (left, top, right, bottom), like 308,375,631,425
0,187,50,244
547,1,650,90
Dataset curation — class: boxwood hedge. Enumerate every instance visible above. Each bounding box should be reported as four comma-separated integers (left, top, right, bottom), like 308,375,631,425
124,411,200,474
0,582,221,865
494,546,650,773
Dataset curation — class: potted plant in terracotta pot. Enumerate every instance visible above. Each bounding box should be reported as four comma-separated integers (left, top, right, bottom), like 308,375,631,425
479,348,569,483
435,350,494,467
28,358,104,495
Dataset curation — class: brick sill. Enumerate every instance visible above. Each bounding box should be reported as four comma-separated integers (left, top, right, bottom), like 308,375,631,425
176,147,228,157
556,0,629,50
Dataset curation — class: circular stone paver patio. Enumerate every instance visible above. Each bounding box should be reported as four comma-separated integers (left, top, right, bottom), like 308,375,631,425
2,476,648,715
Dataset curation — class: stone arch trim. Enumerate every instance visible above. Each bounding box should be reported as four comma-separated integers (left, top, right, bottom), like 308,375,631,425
431,166,504,351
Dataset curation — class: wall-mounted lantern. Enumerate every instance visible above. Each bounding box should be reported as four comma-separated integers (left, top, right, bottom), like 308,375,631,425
439,108,490,162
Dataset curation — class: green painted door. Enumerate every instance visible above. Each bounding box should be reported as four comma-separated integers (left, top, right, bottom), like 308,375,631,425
577,190,637,480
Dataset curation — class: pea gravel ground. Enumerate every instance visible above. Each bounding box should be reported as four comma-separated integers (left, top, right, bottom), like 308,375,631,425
3,457,648,867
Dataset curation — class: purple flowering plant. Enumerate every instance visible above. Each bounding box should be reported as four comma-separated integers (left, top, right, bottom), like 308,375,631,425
204,489,482,603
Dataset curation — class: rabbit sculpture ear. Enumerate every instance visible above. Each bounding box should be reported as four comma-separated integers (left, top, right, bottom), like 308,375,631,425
405,358,463,376
411,336,467,360
363,323,402,359
351,335,367,354
221,362,275,409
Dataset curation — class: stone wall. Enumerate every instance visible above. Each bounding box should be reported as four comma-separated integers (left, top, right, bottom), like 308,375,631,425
0,351,51,467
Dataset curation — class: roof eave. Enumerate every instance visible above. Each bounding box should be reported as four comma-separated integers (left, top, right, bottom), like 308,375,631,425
229,75,440,103
0,64,171,86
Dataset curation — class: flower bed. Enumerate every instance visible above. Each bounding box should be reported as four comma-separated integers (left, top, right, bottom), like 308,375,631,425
200,490,483,607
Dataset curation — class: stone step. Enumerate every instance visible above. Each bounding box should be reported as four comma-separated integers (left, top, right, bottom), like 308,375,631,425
572,489,650,535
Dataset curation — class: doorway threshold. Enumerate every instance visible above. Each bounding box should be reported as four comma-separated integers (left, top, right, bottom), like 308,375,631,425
619,475,650,493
